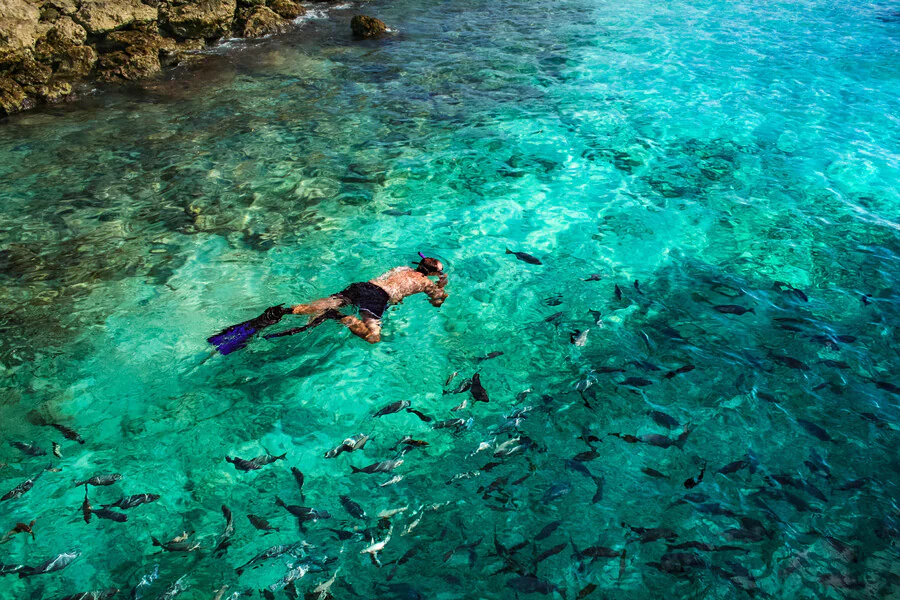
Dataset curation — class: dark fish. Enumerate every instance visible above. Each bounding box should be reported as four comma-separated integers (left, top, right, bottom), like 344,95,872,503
247,514,279,532
640,433,678,449
564,459,593,478
614,284,623,300
572,449,599,462
0,564,26,576
544,311,565,322
103,494,160,510
433,417,470,433
714,305,754,315
664,365,695,379
591,475,605,503
819,360,850,369
382,209,412,216
339,495,367,520
470,373,490,403
477,351,504,362
541,482,571,504
756,391,777,403
323,433,370,458
583,274,603,281
274,497,331,522
836,478,869,491
506,575,559,596
59,588,120,600
10,442,46,457
861,294,871,306
505,248,542,265
642,467,667,479
74,474,123,487
443,379,472,395
572,542,622,559
90,507,127,522
769,353,809,371
797,418,834,442
225,452,286,472
683,462,706,489
543,295,563,307
351,459,404,474
406,408,433,422
594,366,626,374
2,470,44,502
634,280,641,292
533,542,567,565
534,520,563,541
624,524,677,543
290,467,305,496
717,459,749,475
647,551,705,575
49,423,85,444
374,400,411,417
81,487,91,523
577,583,597,599
391,436,430,452
875,381,900,395
619,377,653,387
608,432,640,444
17,551,80,578
235,542,307,575
151,533,200,552
213,505,235,556
648,410,679,429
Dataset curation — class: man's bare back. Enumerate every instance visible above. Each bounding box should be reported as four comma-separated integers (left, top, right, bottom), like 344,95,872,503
287,257,447,343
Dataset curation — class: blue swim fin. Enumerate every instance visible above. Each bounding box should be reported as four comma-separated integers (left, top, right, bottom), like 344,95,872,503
208,305,290,355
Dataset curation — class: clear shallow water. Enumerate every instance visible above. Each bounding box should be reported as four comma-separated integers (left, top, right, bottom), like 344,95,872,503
1,0,899,597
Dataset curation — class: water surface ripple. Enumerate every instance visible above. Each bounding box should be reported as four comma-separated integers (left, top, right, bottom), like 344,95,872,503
1,0,899,598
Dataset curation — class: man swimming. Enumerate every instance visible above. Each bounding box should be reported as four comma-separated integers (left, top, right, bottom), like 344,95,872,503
207,254,447,353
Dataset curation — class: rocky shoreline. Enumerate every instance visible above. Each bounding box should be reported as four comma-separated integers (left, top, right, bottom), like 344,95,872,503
0,0,385,117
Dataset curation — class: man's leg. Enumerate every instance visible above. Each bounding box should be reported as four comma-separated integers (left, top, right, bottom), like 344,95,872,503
291,297,344,319
338,314,382,343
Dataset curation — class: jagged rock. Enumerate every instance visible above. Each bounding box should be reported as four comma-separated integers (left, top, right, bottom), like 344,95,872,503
97,27,178,80
40,7,61,22
350,14,386,39
239,5,286,37
0,0,52,64
160,37,203,65
10,52,52,86
0,76,33,115
29,79,73,102
34,21,97,77
74,0,157,34
49,16,88,45
237,0,265,7
267,0,303,19
160,0,236,39
44,0,80,16
97,44,159,80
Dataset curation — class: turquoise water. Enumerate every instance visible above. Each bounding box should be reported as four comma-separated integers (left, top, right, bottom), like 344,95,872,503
1,0,899,597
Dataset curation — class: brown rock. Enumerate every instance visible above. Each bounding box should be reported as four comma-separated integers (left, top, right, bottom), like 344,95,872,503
239,5,286,37
34,21,97,77
10,52,52,86
40,7,61,22
0,76,33,116
29,79,73,102
267,0,304,20
237,0,265,7
160,37,204,66
48,16,88,45
74,0,157,34
97,44,160,80
0,0,52,64
350,14,386,39
160,0,237,39
45,0,80,15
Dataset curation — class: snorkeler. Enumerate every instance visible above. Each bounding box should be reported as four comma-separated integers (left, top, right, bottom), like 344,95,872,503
208,254,448,354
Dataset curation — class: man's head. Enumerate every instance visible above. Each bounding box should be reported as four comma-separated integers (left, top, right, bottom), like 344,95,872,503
416,256,444,276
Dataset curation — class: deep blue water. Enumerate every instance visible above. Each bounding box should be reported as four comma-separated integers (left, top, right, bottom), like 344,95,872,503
1,0,899,598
